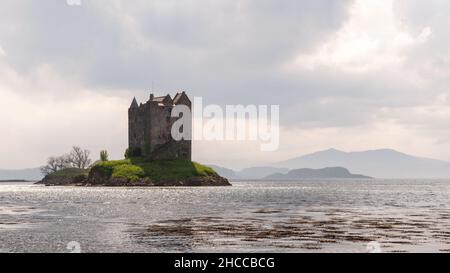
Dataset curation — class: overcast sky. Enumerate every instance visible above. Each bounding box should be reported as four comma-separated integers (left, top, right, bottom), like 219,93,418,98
0,0,449,169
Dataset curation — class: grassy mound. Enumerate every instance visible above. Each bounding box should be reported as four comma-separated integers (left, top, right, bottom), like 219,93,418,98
45,168,89,179
40,168,89,185
91,158,217,181
39,159,229,186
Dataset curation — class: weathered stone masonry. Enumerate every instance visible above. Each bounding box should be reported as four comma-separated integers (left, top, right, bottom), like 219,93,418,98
128,92,192,160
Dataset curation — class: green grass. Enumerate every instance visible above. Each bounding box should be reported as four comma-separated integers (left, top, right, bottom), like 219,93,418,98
96,159,132,168
93,158,217,181
192,162,216,176
46,168,89,179
111,164,145,181
44,168,89,184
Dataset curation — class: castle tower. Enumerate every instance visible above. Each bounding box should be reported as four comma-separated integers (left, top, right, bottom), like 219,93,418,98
128,92,192,161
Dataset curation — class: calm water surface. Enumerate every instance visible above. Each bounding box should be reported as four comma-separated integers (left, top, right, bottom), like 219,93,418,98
0,180,449,253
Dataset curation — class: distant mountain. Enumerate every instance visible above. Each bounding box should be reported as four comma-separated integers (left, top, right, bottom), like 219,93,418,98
264,167,372,180
276,148,450,179
208,165,289,180
208,165,240,180
0,168,43,181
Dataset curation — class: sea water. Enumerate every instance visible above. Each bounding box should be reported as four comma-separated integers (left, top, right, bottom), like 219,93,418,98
0,180,449,253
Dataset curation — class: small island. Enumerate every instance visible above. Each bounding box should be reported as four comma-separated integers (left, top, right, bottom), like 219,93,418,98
38,92,231,187
38,158,230,187
264,167,372,180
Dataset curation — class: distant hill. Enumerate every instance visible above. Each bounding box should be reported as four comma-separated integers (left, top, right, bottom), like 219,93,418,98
237,167,289,179
207,165,240,180
0,168,43,181
276,148,450,179
208,165,289,180
264,167,372,180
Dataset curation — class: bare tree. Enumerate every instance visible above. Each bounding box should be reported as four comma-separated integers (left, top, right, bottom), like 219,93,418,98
40,147,92,175
40,155,71,175
69,146,92,169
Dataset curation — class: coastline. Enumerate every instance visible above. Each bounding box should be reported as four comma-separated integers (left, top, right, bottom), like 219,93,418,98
36,172,231,187
37,159,232,187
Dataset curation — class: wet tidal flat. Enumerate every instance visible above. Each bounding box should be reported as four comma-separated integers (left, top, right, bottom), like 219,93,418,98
0,180,449,253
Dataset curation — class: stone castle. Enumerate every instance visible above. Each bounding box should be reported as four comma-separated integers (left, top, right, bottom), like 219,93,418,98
128,92,192,160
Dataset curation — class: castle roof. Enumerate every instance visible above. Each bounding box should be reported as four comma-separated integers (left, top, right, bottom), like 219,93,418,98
132,92,190,109
173,93,182,103
130,97,138,109
152,96,166,102
151,94,173,105
173,91,190,105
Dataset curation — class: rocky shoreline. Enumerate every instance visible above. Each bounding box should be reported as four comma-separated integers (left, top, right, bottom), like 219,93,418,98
36,169,231,187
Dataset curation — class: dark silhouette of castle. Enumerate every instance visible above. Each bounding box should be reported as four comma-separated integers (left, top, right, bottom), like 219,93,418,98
128,92,192,160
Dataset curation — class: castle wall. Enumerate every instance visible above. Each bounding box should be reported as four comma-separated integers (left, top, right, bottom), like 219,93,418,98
128,105,149,154
128,93,192,161
149,103,173,154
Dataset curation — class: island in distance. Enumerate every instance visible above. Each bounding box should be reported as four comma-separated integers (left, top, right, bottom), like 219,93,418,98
208,165,372,180
39,92,230,187
263,167,372,180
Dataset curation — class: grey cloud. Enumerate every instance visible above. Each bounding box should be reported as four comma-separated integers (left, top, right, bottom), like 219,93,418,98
2,0,450,168
395,0,450,82
0,0,352,92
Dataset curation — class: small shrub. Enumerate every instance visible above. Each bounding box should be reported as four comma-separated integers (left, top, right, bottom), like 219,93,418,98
90,164,114,177
100,150,109,162
193,162,216,176
125,147,142,158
